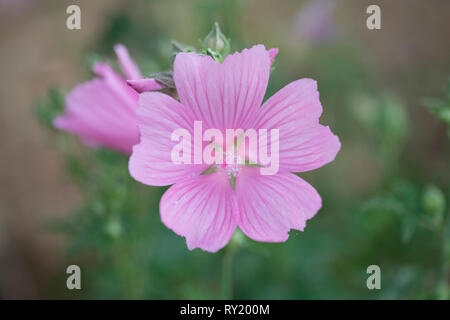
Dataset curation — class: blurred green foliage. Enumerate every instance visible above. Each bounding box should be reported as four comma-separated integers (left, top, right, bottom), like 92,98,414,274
35,0,449,299
422,77,450,137
34,87,66,130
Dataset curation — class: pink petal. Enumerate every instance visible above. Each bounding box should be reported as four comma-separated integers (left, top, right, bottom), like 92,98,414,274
173,45,271,131
114,44,142,80
127,78,165,93
54,77,139,154
92,62,139,109
268,47,279,64
251,78,341,172
236,169,321,242
160,172,238,252
129,92,207,186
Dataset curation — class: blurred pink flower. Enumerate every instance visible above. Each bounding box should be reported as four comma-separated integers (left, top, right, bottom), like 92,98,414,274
293,0,339,45
127,78,165,93
130,45,340,252
54,44,162,154
0,0,32,15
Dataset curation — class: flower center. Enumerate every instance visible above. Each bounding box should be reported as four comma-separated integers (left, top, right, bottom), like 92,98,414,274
201,139,262,190
223,163,242,178
221,151,244,178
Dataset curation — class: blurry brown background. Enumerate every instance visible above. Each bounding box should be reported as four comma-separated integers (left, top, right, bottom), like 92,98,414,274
0,0,449,299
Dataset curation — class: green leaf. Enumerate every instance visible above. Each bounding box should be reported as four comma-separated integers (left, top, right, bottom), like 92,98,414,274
34,87,66,129
170,40,196,63
171,40,196,54
422,77,450,127
422,97,450,124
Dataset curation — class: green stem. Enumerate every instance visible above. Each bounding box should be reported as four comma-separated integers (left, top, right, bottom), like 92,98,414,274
220,247,234,300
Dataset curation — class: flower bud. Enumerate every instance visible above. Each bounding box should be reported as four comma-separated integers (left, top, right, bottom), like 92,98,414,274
202,22,230,61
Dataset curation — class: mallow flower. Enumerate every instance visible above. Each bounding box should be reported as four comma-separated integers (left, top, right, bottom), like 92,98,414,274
54,44,164,154
130,45,340,252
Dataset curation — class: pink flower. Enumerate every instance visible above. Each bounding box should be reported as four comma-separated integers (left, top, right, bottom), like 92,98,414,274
130,45,340,252
293,0,339,45
54,44,163,154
